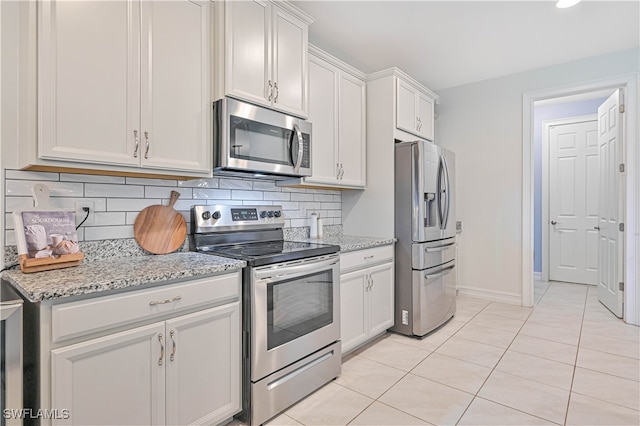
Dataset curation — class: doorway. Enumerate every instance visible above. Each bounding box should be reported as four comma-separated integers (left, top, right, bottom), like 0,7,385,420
522,74,639,326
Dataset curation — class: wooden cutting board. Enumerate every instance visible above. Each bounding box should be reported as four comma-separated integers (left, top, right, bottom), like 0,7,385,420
134,191,187,254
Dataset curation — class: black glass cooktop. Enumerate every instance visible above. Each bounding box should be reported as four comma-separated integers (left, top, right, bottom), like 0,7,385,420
198,240,340,267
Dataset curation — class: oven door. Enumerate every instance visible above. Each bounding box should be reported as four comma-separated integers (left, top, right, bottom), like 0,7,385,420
251,254,339,381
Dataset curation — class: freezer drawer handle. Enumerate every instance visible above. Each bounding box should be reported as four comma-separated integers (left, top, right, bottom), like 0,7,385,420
424,264,456,280
424,242,456,253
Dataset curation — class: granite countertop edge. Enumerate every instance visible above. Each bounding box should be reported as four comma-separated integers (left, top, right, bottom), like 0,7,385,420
2,252,246,303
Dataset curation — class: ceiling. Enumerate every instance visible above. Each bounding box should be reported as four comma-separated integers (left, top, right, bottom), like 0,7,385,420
291,1,640,91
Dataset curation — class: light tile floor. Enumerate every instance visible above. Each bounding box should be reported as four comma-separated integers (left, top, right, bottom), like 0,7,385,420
266,281,640,426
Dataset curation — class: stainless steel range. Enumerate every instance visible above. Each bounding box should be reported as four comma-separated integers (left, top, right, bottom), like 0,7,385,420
189,205,341,425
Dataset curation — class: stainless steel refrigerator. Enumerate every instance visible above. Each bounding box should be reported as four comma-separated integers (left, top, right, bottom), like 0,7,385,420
391,140,457,337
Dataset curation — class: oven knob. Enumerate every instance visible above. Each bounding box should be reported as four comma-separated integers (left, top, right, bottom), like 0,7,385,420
267,211,274,218
260,211,268,219
202,211,211,220
273,211,282,218
212,211,221,220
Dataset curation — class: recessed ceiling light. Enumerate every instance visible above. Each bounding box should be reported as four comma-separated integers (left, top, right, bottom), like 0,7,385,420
556,0,582,8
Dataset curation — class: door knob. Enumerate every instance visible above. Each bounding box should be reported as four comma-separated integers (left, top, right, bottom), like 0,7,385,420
550,220,557,225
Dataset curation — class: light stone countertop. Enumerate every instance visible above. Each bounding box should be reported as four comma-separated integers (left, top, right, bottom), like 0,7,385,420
2,252,246,303
290,234,396,253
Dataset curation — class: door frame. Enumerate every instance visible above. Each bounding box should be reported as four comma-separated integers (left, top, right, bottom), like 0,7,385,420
541,114,598,283
522,73,639,325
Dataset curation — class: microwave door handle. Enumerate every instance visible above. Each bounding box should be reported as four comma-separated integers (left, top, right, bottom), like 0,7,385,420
291,123,304,173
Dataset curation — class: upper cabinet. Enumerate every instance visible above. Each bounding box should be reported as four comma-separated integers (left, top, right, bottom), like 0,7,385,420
395,76,436,141
288,45,366,189
37,0,212,176
217,0,313,118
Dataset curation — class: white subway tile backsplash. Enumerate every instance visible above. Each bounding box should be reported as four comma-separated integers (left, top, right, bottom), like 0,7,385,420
125,177,178,187
177,178,219,188
232,190,262,200
4,170,342,244
85,183,144,198
5,214,15,230
192,188,231,199
6,180,83,197
5,170,59,181
145,186,193,199
84,225,134,241
263,191,290,201
219,178,252,190
5,231,17,246
60,173,125,184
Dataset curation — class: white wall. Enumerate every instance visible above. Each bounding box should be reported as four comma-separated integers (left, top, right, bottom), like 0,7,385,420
435,48,640,301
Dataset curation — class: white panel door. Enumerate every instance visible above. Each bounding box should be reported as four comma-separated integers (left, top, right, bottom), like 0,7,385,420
396,79,417,135
51,323,165,426
38,0,140,166
549,118,598,284
367,263,395,336
597,89,624,317
307,56,339,185
140,0,211,173
339,269,367,354
165,302,241,426
339,72,366,187
272,3,307,117
225,0,270,108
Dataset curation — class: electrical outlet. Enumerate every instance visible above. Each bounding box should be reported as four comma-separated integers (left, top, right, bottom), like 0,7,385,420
75,201,95,226
402,310,409,325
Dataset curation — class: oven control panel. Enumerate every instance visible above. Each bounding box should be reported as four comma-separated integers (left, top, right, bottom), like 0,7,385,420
191,205,284,233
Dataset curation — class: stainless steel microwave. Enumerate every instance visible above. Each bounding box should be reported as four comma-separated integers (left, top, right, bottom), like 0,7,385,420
213,98,312,179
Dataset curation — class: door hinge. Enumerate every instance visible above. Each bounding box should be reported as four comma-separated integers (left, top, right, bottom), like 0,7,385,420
619,104,625,113
619,222,625,232
619,282,624,291
619,163,625,173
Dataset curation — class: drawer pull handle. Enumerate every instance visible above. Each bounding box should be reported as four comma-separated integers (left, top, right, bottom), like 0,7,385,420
364,255,374,260
149,295,182,306
158,334,164,366
170,330,176,362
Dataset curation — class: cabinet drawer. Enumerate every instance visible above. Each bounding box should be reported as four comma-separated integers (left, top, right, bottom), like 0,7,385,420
340,245,394,273
52,272,240,343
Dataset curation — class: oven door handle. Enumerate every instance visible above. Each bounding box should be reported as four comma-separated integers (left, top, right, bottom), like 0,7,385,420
254,257,339,281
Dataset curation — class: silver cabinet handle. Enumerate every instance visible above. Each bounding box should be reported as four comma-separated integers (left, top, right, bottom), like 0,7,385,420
339,164,344,179
158,334,164,366
550,220,557,225
369,276,374,290
133,130,139,158
336,163,340,179
364,255,374,260
170,330,176,362
149,295,182,306
144,131,150,159
267,80,273,101
274,82,279,102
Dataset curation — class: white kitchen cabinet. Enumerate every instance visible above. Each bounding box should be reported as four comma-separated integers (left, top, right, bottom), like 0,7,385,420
293,46,366,189
220,0,312,118
340,245,394,354
396,78,435,141
37,0,211,175
41,272,242,426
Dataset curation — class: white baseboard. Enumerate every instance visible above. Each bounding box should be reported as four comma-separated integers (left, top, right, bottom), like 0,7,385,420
534,272,542,281
456,285,522,306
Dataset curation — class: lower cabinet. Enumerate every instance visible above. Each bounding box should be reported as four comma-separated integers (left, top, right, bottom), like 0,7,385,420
48,279,241,426
340,246,394,355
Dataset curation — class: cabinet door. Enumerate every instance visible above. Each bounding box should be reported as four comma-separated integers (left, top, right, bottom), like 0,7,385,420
306,56,339,185
225,0,270,108
38,0,140,166
340,269,368,354
339,73,366,188
271,3,308,117
165,302,241,426
140,0,211,173
417,92,434,142
368,262,395,337
51,323,165,426
396,79,417,136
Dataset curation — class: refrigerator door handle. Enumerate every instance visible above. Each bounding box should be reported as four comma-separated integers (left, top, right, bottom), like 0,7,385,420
442,155,451,230
424,264,456,280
